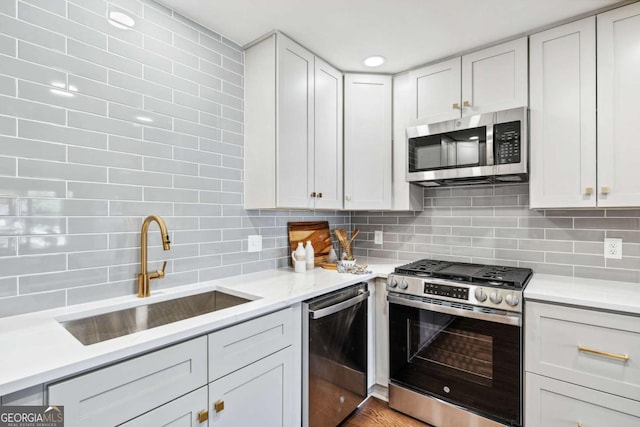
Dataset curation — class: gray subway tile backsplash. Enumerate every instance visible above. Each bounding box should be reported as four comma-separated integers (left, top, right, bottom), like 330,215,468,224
1,0,638,318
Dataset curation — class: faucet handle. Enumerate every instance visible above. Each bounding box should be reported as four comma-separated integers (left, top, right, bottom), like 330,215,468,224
158,261,167,278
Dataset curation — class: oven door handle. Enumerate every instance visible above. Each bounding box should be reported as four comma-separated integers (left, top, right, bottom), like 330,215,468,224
310,290,370,319
387,294,521,327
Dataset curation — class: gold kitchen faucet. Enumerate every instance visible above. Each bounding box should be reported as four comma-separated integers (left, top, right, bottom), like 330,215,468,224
137,215,171,297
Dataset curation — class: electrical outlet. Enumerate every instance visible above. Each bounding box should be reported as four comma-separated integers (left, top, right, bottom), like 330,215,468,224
374,230,383,245
248,235,262,252
604,238,622,259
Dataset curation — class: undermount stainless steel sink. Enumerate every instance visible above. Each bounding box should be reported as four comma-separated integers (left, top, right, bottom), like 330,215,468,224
60,290,253,345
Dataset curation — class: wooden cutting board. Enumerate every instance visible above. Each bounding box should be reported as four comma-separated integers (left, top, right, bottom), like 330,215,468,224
288,221,332,266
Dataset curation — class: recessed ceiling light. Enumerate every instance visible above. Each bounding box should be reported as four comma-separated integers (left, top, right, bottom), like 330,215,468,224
363,56,385,67
108,11,135,29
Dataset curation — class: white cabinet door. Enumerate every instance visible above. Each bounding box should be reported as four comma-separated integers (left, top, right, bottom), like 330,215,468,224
208,347,293,427
391,73,425,211
407,57,461,125
526,373,640,427
597,2,640,207
313,57,343,210
344,74,392,210
461,37,528,115
529,17,596,208
276,35,314,209
120,387,209,427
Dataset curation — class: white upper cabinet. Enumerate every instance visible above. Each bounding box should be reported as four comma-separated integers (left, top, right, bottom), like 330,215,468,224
461,37,528,115
313,57,343,210
245,33,343,210
597,2,640,207
407,37,528,125
392,73,426,211
408,57,461,125
529,17,597,209
276,35,315,209
344,74,392,210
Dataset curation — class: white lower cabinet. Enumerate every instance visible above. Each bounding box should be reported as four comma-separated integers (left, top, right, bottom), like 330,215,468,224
208,348,293,427
47,308,296,427
526,373,640,427
120,386,209,427
525,301,640,426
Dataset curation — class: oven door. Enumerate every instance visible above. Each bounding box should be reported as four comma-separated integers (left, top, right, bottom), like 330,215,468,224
388,293,522,426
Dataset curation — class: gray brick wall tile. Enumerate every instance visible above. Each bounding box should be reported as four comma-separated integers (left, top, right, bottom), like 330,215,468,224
19,41,107,83
0,13,65,52
0,75,15,97
17,79,109,118
0,116,15,136
109,103,172,130
19,199,108,216
0,33,13,56
109,36,171,73
19,120,108,149
68,182,143,201
0,95,65,125
0,291,66,317
70,75,143,108
0,237,16,256
19,159,108,182
0,135,66,161
109,69,172,101
19,2,106,49
0,277,17,298
0,177,66,198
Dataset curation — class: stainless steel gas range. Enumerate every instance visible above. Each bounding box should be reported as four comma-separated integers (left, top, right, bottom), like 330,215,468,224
386,259,532,427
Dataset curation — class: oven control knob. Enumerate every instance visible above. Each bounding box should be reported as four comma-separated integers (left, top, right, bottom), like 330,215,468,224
474,288,487,302
398,279,409,290
388,276,398,288
505,293,520,307
489,292,503,304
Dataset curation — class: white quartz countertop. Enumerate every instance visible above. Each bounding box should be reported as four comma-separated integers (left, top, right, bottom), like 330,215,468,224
0,258,402,396
524,273,640,315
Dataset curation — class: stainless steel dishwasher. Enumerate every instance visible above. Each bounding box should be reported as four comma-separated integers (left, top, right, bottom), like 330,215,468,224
302,282,369,427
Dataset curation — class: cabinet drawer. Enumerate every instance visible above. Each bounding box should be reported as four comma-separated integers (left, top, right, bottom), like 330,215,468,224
48,336,207,427
526,301,640,400
208,307,293,381
526,373,640,427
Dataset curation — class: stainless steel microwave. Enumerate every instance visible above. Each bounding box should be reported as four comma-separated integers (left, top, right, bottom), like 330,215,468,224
406,107,528,187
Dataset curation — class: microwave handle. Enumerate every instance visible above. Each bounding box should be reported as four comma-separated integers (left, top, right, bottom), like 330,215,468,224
387,294,521,327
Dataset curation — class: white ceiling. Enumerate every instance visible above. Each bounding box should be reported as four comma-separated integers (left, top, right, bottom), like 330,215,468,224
155,0,621,73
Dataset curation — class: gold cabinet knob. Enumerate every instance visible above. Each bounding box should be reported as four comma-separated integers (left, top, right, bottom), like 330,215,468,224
463,100,472,107
585,187,593,195
601,186,610,195
452,103,460,110
578,422,583,427
214,400,225,413
317,192,323,198
310,192,316,198
198,411,209,423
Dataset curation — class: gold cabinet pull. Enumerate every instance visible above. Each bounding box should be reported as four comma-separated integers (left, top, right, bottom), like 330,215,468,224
310,192,316,198
452,103,460,110
601,186,610,195
578,345,629,362
585,187,593,195
463,100,472,107
198,410,209,423
214,400,225,413
317,192,323,198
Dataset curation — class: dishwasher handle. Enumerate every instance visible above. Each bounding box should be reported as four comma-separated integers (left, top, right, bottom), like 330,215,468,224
309,289,370,319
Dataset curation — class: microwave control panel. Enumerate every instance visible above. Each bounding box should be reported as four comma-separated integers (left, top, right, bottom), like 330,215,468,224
494,121,521,164
423,282,469,300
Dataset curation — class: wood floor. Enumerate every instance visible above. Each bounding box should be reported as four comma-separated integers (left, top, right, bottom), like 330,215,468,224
340,396,432,427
